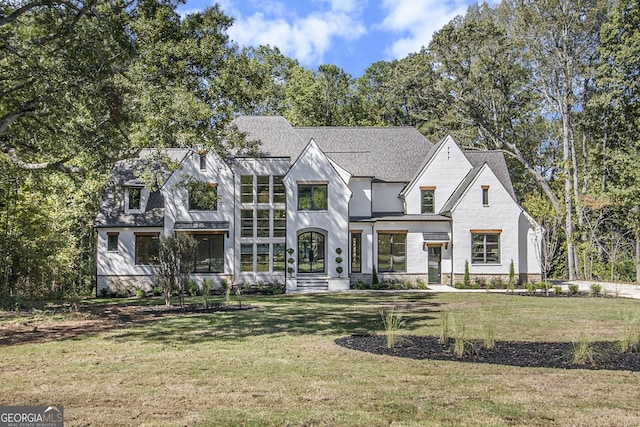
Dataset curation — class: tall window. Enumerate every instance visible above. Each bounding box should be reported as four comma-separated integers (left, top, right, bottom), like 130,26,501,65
273,243,285,272
128,187,141,210
273,176,285,203
256,243,270,272
472,232,500,264
107,233,119,252
378,232,406,272
240,244,253,271
256,210,270,237
257,175,270,203
482,186,490,206
199,154,207,170
241,175,253,203
351,232,361,273
421,187,435,214
188,182,217,211
241,209,253,237
193,234,224,273
273,210,286,237
135,233,159,265
298,184,328,210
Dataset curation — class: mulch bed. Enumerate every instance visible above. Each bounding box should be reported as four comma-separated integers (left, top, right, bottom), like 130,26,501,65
335,335,640,371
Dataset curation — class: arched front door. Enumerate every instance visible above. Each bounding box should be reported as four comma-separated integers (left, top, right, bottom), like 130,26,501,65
298,231,325,274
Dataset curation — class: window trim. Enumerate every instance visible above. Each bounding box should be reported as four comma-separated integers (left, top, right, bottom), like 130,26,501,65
134,232,160,265
471,230,501,264
107,232,119,252
482,186,490,206
420,186,436,214
377,231,407,273
126,186,142,211
350,231,362,273
192,233,225,273
297,182,328,211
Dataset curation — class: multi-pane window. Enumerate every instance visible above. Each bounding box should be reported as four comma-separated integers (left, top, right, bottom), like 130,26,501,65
135,233,159,265
188,182,217,211
193,234,224,273
241,175,253,203
256,210,270,237
273,243,285,272
128,187,141,210
298,184,328,210
273,210,286,237
273,176,285,203
377,232,406,272
257,175,270,203
472,232,500,264
241,209,254,237
107,233,119,252
256,243,270,272
240,244,253,272
421,187,435,214
351,232,361,273
482,186,490,206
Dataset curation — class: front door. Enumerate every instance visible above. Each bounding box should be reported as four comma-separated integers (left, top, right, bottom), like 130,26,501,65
298,231,325,274
428,246,441,284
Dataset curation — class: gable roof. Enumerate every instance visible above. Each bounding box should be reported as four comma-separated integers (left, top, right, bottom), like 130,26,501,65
440,165,485,214
232,116,434,182
94,149,189,228
463,150,516,200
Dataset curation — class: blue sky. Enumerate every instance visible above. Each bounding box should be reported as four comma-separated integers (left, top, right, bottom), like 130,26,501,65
178,0,478,77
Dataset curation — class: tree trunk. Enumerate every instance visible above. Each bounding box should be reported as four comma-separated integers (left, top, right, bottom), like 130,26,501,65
636,229,640,284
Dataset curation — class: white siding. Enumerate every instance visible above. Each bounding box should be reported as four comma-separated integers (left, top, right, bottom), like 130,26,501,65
372,183,404,213
404,137,473,215
349,178,372,217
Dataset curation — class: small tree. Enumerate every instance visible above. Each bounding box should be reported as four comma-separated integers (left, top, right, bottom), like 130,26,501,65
157,234,197,309
464,260,471,288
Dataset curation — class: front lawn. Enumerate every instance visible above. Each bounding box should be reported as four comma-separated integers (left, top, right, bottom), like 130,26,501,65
1,292,639,426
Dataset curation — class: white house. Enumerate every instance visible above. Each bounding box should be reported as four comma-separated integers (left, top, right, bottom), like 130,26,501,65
94,116,542,293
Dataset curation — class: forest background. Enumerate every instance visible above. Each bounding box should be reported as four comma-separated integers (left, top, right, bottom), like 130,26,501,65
2,0,639,301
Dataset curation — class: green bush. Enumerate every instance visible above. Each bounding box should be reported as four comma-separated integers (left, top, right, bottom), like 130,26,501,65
568,284,579,295
525,282,537,295
590,283,602,297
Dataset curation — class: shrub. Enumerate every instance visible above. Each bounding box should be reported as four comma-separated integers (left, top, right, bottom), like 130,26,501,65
152,286,163,297
568,284,579,295
590,283,602,297
439,310,450,344
464,260,470,288
509,259,516,287
619,313,640,353
525,282,537,295
452,315,466,358
135,288,146,298
571,335,598,366
553,285,563,295
380,307,406,349
187,279,199,296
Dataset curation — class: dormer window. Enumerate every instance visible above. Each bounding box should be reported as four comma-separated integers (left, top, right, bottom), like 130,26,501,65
127,187,141,211
482,186,490,206
420,186,435,214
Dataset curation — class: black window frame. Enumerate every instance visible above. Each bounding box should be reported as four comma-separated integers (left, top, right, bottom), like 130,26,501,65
377,232,407,272
135,233,160,265
471,232,501,264
297,183,328,211
107,233,119,252
421,188,435,214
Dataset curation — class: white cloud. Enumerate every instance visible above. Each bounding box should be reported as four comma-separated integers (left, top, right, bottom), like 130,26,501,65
225,0,367,67
379,0,469,59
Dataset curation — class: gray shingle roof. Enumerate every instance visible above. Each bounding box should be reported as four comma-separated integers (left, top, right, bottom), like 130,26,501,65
232,116,434,182
94,150,188,228
464,150,516,200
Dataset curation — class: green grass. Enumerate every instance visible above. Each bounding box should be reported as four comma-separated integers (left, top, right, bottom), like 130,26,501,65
1,292,640,426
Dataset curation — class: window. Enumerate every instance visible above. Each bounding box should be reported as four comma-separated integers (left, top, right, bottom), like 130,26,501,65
241,175,253,203
193,234,224,273
188,182,217,211
135,233,159,265
378,232,406,272
256,209,270,237
298,184,328,210
273,209,286,237
421,187,435,214
256,243,270,272
257,175,270,203
199,154,207,170
482,186,490,206
273,243,285,272
351,232,361,273
107,233,119,252
273,176,285,203
128,187,141,210
472,232,500,264
241,209,253,237
240,244,253,272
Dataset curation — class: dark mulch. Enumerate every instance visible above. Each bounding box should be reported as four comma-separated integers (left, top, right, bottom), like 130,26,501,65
335,335,640,371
